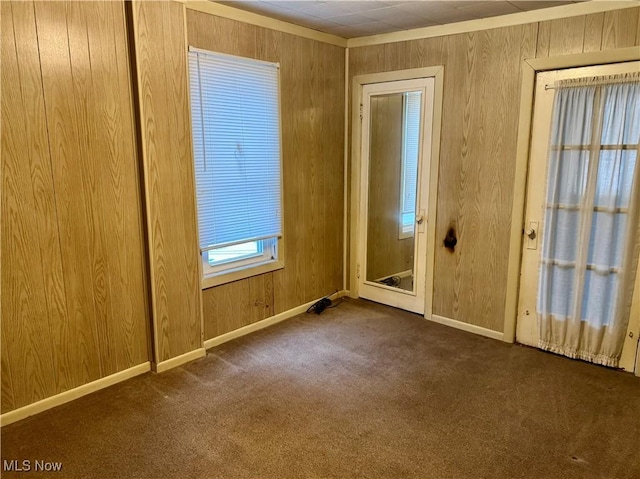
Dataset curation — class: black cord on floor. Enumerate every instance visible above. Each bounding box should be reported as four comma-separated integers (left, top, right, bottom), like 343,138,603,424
306,290,342,315
326,297,344,309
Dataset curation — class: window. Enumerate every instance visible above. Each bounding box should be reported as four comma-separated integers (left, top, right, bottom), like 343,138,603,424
188,48,283,284
399,91,422,239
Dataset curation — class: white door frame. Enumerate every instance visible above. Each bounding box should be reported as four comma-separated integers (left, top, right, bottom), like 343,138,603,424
350,66,444,319
504,46,640,370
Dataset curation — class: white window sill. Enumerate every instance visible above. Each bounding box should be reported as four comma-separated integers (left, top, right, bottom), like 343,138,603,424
201,259,284,290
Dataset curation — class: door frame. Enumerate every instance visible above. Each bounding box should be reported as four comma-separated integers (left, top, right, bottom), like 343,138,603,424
350,66,444,319
358,78,433,314
503,46,640,363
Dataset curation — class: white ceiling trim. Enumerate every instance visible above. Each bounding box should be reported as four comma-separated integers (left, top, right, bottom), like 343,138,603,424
347,1,640,47
177,1,639,49
177,0,348,47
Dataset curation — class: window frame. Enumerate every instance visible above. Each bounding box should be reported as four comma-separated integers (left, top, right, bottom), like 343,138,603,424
398,91,421,240
187,47,285,290
201,237,282,288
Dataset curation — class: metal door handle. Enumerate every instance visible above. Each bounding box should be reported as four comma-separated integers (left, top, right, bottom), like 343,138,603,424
526,228,536,240
416,214,424,225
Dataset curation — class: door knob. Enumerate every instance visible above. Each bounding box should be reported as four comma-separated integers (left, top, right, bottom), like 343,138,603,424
526,228,536,240
416,214,424,225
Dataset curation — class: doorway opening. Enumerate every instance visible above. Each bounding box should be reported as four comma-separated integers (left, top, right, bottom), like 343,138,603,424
515,61,640,373
350,67,444,316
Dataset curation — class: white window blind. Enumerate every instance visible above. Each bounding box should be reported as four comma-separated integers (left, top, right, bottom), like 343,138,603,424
400,91,422,231
188,48,283,253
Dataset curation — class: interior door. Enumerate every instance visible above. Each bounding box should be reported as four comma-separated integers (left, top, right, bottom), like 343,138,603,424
517,62,640,372
357,78,434,314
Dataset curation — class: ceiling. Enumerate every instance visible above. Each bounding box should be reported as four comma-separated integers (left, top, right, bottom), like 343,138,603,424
215,1,583,38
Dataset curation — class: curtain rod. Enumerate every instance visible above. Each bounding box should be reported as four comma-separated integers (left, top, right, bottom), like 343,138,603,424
545,76,640,90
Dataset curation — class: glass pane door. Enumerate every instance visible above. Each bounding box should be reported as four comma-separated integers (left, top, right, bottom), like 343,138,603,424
365,91,422,293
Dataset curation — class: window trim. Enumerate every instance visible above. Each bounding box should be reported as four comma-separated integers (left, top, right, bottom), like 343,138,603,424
398,91,420,240
188,47,285,289
201,241,284,290
203,237,274,274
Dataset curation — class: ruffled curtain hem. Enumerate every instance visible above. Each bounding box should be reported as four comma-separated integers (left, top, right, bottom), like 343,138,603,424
538,340,619,368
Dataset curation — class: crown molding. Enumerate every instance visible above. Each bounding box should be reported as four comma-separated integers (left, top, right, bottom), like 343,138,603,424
176,0,348,48
346,1,640,48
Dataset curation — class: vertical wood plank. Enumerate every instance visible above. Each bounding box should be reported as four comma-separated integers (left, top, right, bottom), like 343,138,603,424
85,0,150,370
432,32,475,320
601,8,640,50
164,0,201,356
8,0,74,400
1,330,15,413
535,20,551,58
583,13,604,52
2,0,150,413
326,42,345,292
384,41,408,72
302,37,319,303
1,0,58,411
131,0,202,361
202,273,274,337
35,0,103,386
547,16,586,56
66,0,113,378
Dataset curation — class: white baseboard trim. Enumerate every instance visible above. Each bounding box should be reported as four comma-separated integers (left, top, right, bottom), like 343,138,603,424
428,314,504,341
154,348,206,373
204,290,347,350
0,362,151,427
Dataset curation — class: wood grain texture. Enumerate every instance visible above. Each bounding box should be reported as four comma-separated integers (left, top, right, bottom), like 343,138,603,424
1,0,149,413
1,0,57,412
186,10,345,340
366,95,414,281
583,13,604,53
601,8,640,50
535,19,551,58
130,0,202,362
547,16,586,56
202,274,274,338
351,24,536,332
349,8,640,333
437,25,537,332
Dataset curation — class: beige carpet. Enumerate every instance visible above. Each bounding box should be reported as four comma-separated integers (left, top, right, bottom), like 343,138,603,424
2,298,639,478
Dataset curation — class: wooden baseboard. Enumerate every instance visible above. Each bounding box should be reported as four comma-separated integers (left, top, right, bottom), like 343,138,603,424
153,348,206,373
428,314,504,341
204,291,347,350
1,293,349,426
0,362,151,427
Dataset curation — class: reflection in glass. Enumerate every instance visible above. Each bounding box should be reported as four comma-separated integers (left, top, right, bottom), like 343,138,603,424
366,91,422,292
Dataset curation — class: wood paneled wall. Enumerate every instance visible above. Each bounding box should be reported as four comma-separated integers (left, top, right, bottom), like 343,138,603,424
129,1,203,362
1,0,150,413
349,7,640,333
186,10,345,340
366,95,414,281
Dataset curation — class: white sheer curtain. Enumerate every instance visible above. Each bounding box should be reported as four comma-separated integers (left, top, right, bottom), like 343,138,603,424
538,73,640,367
